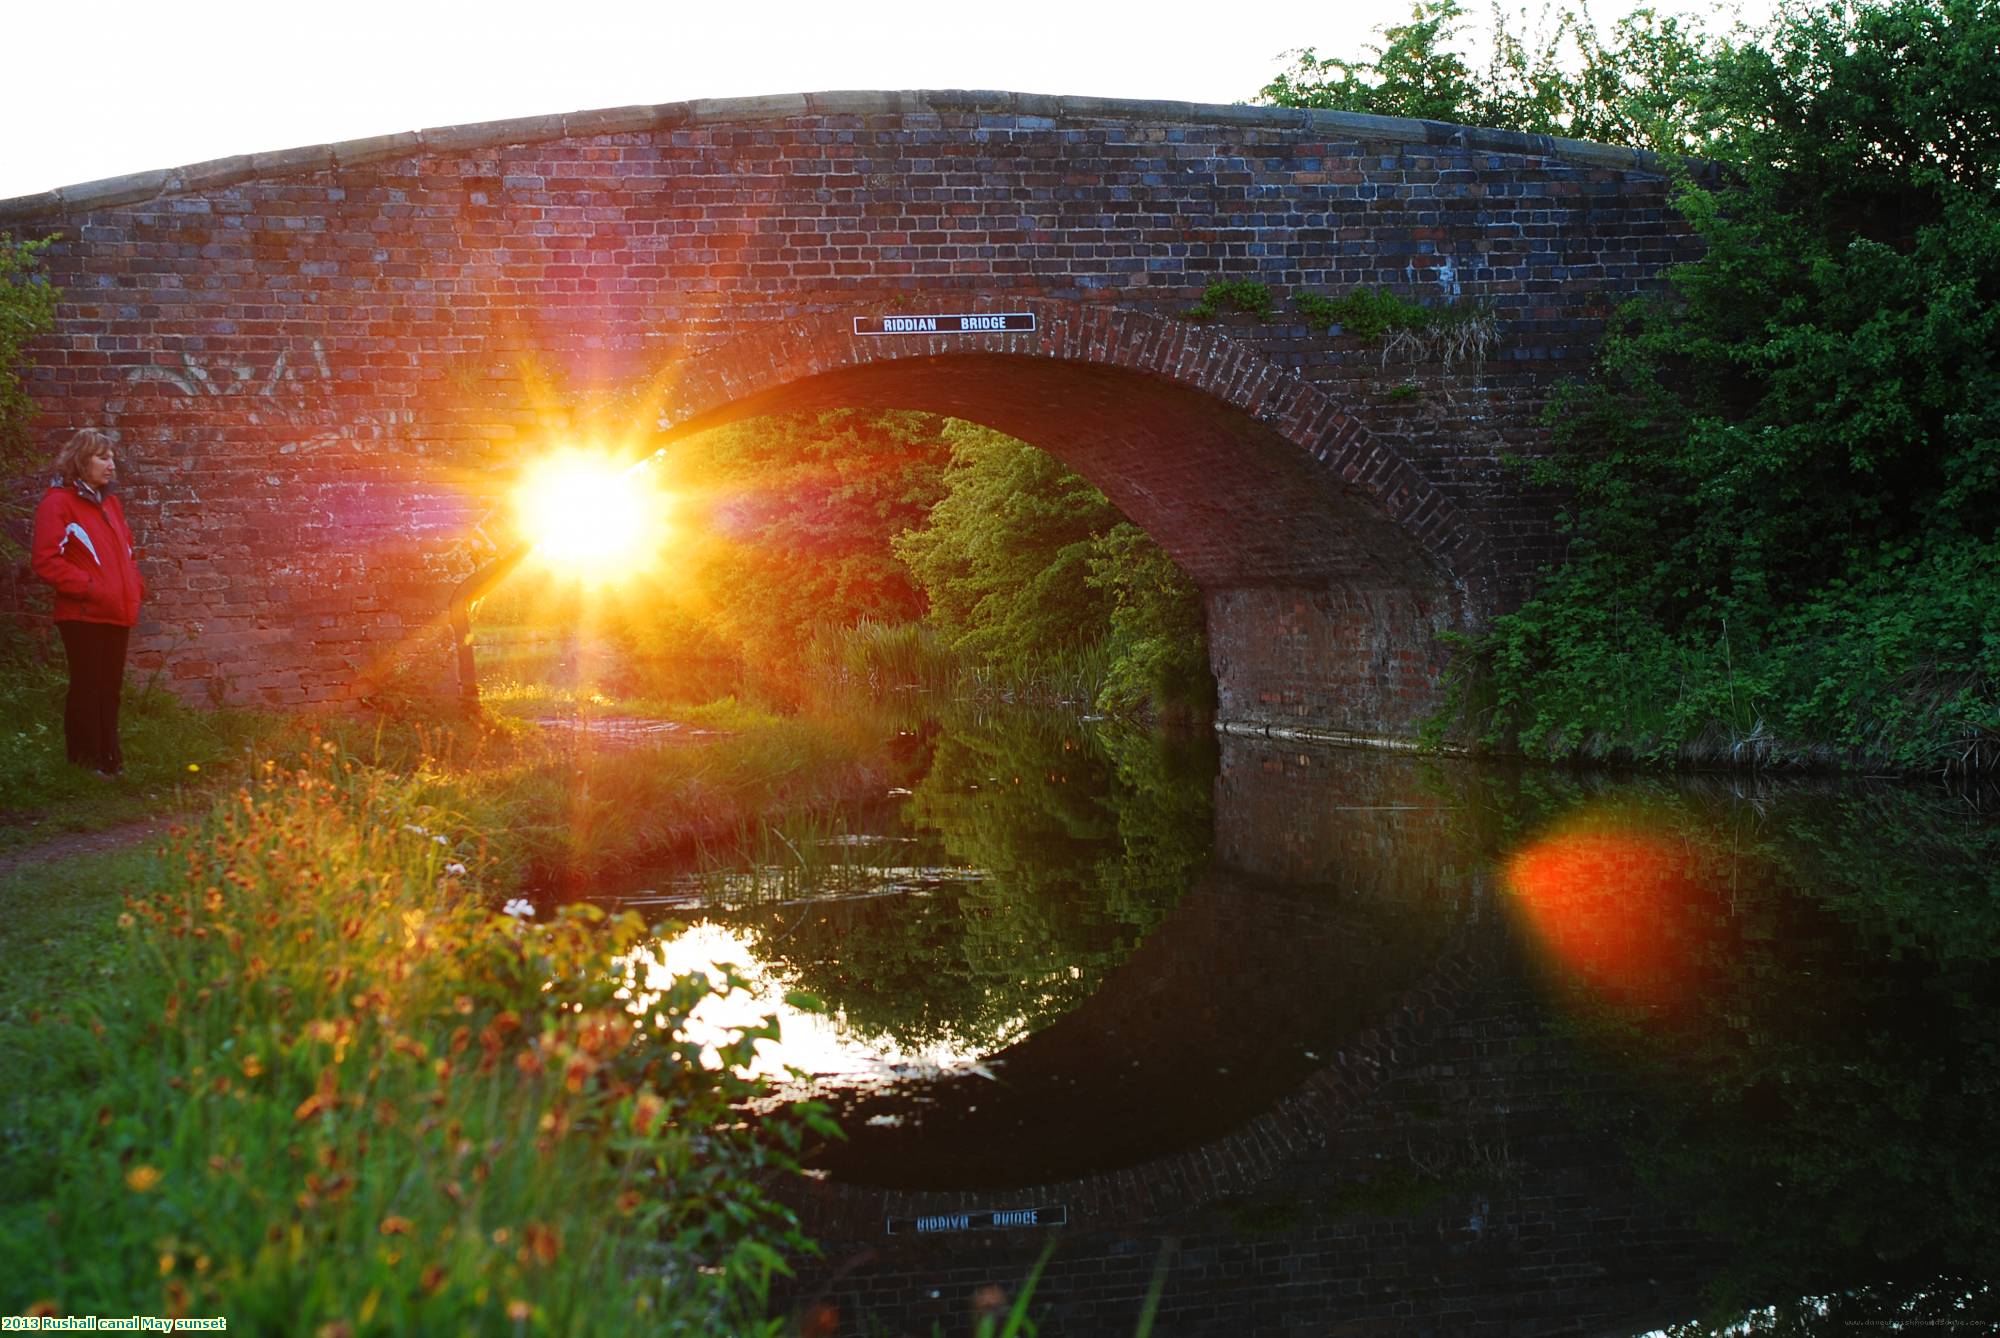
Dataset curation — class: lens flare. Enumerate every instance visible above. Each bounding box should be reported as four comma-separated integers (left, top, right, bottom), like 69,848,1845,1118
1504,816,1720,1011
513,450,668,579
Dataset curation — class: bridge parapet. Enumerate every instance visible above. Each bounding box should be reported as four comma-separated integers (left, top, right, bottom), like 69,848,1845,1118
2,92,1696,729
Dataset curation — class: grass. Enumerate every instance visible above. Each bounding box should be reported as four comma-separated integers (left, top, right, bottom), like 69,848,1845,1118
0,846,173,1169
0,652,279,850
806,620,1118,712
0,745,824,1332
0,629,914,1329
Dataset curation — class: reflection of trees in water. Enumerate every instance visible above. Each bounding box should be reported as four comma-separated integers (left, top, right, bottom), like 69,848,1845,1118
1511,781,2000,1322
715,711,1213,1054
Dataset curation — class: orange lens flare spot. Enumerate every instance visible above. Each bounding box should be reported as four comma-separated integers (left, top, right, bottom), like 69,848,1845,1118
513,451,668,578
1504,822,1713,1011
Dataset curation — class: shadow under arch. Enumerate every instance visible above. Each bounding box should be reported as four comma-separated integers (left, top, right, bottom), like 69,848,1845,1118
647,297,1490,739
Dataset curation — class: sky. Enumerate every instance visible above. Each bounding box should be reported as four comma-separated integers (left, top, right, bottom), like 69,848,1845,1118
3,0,1759,202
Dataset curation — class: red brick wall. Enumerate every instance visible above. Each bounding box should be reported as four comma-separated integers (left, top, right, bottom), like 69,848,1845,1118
0,92,1695,727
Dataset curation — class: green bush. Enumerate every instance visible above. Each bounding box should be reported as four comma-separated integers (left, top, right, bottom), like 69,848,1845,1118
1435,0,2000,771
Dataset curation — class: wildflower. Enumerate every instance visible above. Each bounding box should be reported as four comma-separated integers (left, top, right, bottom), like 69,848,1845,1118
433,834,449,847
294,1091,336,1122
507,1300,531,1322
117,913,136,930
419,1263,448,1295
630,1092,665,1137
379,1215,413,1236
125,1164,162,1192
444,862,467,877
187,763,200,773
240,1055,264,1079
524,1222,561,1266
502,899,536,919
402,823,428,837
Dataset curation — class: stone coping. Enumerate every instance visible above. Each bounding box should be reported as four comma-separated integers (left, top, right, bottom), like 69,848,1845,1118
0,89,1686,224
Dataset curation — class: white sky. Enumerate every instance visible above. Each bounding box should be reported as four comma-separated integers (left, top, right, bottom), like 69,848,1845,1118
3,0,1761,202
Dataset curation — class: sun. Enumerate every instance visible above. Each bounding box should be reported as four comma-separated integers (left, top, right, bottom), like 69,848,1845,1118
512,449,669,578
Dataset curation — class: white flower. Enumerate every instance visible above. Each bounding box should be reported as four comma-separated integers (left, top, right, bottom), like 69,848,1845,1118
444,862,468,877
402,823,429,837
502,898,536,919
433,834,450,847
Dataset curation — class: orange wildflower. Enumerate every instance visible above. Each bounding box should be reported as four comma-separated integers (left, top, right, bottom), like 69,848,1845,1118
630,1092,665,1137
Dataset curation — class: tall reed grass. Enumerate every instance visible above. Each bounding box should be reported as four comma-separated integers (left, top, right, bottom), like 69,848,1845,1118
805,620,1115,710
0,744,824,1333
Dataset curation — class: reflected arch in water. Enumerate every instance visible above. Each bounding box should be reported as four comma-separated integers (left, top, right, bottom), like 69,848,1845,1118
785,733,1493,1218
649,300,1483,740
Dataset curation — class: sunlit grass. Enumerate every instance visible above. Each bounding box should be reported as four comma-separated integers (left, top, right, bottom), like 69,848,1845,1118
0,746,820,1331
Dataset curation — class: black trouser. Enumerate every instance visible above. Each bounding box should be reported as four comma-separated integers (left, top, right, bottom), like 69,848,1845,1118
57,620,130,774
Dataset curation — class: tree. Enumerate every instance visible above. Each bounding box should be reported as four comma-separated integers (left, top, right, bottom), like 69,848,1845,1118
1261,0,1729,153
892,423,1213,717
1458,0,2000,768
892,422,1122,670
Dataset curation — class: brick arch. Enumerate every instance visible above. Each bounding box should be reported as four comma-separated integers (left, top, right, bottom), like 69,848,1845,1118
2,89,1698,731
649,298,1488,737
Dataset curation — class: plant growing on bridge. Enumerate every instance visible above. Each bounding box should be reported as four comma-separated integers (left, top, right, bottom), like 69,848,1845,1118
1185,279,1274,321
0,233,58,476
1294,287,1498,366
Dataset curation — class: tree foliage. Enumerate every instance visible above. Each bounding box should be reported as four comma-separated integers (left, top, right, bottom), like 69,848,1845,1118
490,411,1211,718
1260,0,1733,152
893,422,1212,717
1451,0,2000,770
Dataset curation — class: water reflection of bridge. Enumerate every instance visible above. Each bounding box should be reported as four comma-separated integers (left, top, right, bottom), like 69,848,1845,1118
795,738,1483,1206
776,735,1723,1334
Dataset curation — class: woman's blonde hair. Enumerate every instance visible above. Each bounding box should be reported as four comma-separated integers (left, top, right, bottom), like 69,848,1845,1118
53,428,116,484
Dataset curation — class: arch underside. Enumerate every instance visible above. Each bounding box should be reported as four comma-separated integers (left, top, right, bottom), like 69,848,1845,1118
669,354,1462,737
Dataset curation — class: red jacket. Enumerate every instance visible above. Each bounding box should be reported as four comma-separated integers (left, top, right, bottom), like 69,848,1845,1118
31,482,145,627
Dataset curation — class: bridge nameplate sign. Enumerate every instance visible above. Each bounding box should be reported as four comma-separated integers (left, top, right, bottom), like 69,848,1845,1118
854,313,1037,336
885,1204,1068,1235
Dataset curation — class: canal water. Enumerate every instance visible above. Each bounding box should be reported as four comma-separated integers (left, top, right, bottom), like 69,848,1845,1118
587,709,1998,1332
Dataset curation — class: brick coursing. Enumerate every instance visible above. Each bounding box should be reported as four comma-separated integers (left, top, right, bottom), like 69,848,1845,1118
0,92,1696,728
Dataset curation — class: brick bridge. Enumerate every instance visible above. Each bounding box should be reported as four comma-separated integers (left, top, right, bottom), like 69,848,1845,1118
1,91,1692,740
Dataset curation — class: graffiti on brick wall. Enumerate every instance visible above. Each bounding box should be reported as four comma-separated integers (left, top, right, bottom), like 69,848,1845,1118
125,341,333,400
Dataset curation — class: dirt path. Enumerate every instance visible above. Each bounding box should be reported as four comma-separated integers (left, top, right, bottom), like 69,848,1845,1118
0,814,183,881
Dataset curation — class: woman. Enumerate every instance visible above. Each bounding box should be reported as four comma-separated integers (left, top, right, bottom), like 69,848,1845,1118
30,428,145,776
